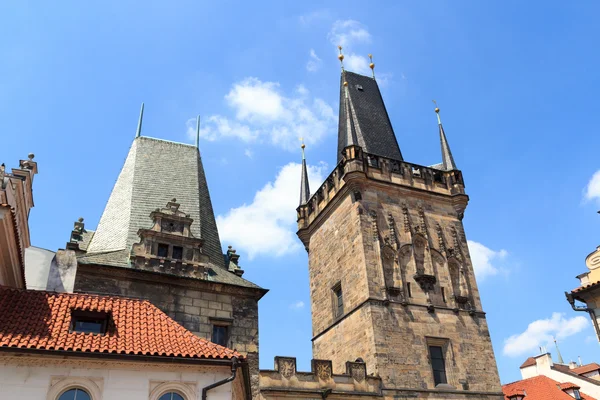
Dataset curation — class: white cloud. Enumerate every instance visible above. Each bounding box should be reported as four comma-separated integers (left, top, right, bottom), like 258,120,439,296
289,301,305,310
306,49,322,72
189,78,335,151
298,10,330,25
217,162,326,260
345,53,370,75
244,148,253,159
584,170,600,203
503,313,589,357
467,240,508,281
328,20,371,48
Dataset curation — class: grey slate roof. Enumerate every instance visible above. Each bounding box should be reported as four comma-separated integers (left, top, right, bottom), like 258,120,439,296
299,158,310,205
81,136,261,290
438,123,457,171
337,71,404,163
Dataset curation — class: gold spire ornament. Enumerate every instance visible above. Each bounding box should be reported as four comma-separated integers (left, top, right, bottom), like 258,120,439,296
369,54,375,79
300,137,306,159
338,45,345,70
432,100,441,125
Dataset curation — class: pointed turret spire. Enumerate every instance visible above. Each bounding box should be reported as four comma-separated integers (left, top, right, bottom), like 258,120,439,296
135,103,144,138
336,47,403,163
195,115,200,149
433,101,457,171
554,337,565,364
299,138,310,205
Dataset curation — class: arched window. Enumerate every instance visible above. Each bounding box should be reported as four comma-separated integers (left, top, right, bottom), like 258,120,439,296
57,388,91,400
158,393,185,400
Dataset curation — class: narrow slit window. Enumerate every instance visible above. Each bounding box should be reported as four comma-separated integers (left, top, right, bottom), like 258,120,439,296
333,284,344,318
441,287,446,303
407,282,412,298
429,345,448,386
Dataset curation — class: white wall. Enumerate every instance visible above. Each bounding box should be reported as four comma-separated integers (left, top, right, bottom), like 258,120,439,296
0,359,237,400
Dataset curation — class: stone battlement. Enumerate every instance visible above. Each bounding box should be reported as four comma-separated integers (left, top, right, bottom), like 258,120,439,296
297,146,466,232
259,356,382,399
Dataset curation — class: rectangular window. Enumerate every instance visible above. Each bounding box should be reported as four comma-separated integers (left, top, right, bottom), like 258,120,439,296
71,310,108,334
172,246,183,260
212,325,229,347
429,345,448,386
407,282,412,298
157,243,169,257
441,287,446,303
333,283,343,318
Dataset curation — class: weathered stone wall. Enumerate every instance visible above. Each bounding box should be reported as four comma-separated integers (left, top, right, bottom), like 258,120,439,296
307,192,371,337
74,264,261,398
303,165,502,397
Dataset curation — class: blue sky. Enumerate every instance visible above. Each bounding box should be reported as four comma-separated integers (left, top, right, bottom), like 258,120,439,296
2,1,600,384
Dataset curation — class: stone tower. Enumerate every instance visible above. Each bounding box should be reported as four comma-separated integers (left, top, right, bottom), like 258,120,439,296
296,69,503,398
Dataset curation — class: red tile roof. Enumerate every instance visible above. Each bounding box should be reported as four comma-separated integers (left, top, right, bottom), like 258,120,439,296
573,363,600,376
572,281,600,294
520,357,536,368
503,375,596,400
0,287,240,360
559,382,580,390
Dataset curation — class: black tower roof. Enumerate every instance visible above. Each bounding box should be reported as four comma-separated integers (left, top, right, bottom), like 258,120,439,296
337,71,403,163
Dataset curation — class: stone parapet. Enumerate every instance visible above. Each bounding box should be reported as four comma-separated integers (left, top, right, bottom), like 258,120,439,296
259,356,382,399
297,146,466,235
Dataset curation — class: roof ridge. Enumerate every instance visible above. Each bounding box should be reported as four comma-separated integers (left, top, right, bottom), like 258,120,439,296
137,136,196,148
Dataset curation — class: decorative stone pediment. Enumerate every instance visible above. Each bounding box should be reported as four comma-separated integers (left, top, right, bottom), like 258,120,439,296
130,199,209,278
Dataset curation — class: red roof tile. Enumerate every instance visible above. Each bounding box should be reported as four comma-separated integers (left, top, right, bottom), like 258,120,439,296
573,363,600,376
572,281,600,294
520,357,536,368
559,382,581,390
0,287,240,360
503,375,596,400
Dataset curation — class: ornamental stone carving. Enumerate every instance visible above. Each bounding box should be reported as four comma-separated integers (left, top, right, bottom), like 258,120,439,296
275,356,297,379
311,359,333,381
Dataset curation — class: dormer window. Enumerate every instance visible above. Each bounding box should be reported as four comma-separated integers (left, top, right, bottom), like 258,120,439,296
71,310,109,334
573,389,581,400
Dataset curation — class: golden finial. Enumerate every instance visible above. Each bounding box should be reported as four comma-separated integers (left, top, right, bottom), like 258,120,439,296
343,81,348,86
432,100,441,124
338,45,345,70
368,54,375,79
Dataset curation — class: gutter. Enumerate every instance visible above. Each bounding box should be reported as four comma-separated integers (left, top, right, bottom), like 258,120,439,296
565,291,600,343
202,356,239,400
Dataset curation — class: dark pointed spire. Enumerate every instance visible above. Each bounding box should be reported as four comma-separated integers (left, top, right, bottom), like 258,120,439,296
434,102,457,171
135,103,144,138
336,49,403,163
299,139,310,205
